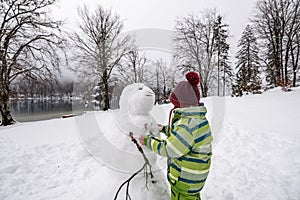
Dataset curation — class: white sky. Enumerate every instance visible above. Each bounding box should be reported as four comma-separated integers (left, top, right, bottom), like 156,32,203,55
52,0,258,67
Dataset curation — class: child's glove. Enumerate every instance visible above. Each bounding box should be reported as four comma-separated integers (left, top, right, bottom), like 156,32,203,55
157,124,164,132
138,135,145,145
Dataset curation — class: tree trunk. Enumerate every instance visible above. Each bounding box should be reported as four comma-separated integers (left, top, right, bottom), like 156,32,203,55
292,38,300,87
133,59,137,83
223,65,225,96
163,80,166,103
295,44,300,87
200,82,208,98
293,69,297,87
275,55,281,87
217,51,220,96
0,83,15,126
103,82,110,111
284,38,292,85
102,71,110,111
156,70,160,104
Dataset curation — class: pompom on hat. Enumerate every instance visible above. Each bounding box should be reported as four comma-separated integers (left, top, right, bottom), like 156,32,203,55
169,71,201,108
185,71,201,86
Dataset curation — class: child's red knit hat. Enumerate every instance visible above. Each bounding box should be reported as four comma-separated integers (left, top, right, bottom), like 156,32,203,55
169,71,201,108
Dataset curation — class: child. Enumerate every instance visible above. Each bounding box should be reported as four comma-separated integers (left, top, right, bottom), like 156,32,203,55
139,71,213,200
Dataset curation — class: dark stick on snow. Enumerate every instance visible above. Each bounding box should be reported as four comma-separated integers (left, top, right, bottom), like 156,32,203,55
128,132,153,178
113,163,146,200
113,132,154,200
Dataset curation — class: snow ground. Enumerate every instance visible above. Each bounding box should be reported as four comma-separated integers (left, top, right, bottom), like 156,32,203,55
0,87,300,200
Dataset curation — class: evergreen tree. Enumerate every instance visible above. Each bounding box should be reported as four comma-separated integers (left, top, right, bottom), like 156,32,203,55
214,15,232,96
233,25,261,96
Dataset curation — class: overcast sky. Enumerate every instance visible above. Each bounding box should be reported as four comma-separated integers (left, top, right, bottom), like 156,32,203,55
52,0,259,67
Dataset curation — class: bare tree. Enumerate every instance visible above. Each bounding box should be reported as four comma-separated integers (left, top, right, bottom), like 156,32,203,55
253,0,300,88
0,0,66,126
173,9,228,97
70,4,132,110
289,1,300,87
291,31,300,86
118,46,148,84
152,59,176,104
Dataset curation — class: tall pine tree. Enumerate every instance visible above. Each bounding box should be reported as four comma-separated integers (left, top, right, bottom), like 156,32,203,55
233,25,261,96
214,15,232,96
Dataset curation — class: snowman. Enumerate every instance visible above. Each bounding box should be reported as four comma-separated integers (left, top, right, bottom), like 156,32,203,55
81,83,169,200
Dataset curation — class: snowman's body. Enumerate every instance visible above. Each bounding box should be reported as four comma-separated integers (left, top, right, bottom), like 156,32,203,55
87,83,169,200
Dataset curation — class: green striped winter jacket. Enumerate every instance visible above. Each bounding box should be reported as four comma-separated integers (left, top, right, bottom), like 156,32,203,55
144,105,213,195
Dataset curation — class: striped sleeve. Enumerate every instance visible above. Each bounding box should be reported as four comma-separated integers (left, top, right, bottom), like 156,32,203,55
145,123,194,158
161,125,170,136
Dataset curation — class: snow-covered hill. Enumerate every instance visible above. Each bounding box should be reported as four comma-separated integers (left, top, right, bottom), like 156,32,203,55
0,87,299,200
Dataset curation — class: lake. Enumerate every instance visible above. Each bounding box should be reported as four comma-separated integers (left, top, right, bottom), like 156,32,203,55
10,99,89,122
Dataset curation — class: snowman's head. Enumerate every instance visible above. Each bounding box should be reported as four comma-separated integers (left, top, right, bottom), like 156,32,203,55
119,83,155,116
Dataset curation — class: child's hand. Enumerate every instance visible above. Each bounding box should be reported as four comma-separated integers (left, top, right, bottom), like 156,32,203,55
157,124,163,131
138,136,145,145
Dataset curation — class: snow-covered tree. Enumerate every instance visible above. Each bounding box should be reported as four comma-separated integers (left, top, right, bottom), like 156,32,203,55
0,0,66,126
69,5,132,110
233,25,261,96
